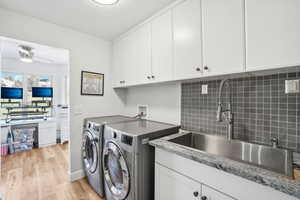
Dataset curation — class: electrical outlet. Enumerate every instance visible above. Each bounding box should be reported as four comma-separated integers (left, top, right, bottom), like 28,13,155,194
285,80,300,94
202,84,208,94
137,105,148,119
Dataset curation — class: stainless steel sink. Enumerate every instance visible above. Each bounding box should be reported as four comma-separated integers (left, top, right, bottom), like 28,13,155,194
169,133,294,178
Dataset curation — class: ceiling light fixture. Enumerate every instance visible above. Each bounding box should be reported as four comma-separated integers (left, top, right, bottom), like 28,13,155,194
18,45,34,63
90,0,119,5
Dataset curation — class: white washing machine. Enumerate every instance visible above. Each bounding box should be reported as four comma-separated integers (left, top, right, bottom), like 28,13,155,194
82,116,137,197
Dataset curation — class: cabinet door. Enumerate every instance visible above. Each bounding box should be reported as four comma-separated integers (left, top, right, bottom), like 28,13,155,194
59,114,69,143
39,121,57,147
112,33,138,87
122,33,137,86
155,164,201,200
133,24,152,85
173,0,203,80
202,0,245,76
151,10,173,83
201,185,235,200
112,40,126,87
1,126,9,144
246,0,300,70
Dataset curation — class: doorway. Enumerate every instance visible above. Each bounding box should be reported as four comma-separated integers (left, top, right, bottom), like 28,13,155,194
0,36,71,200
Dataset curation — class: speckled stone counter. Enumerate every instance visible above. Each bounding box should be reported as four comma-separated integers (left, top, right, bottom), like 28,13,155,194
149,132,300,199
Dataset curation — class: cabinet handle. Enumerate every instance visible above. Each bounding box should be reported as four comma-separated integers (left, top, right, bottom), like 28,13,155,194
196,67,201,72
193,191,199,197
204,66,209,72
201,196,207,200
147,76,151,80
151,75,155,79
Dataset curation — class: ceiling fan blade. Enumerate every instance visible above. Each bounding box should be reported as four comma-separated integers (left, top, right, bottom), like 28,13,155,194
34,56,54,64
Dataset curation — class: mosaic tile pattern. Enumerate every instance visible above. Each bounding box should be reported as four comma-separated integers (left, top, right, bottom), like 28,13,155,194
181,71,300,152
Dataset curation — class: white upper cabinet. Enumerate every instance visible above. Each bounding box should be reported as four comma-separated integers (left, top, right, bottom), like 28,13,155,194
246,0,300,71
202,0,245,76
151,10,173,83
112,33,137,87
173,0,203,80
112,39,126,87
132,24,152,85
112,24,150,87
112,0,300,88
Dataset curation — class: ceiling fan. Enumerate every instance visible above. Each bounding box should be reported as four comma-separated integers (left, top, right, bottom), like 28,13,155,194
18,45,54,64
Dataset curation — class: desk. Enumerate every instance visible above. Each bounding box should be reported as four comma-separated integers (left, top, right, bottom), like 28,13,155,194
1,118,57,148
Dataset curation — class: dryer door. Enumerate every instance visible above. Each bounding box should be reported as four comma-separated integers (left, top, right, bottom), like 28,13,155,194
103,141,130,200
82,130,98,173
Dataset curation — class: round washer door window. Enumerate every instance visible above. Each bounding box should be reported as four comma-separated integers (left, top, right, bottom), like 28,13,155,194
82,131,98,173
103,141,130,200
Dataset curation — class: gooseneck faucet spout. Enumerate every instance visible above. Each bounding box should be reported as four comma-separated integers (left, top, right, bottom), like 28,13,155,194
216,79,234,140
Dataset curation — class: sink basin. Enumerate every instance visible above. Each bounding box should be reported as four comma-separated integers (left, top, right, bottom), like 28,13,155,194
169,133,294,178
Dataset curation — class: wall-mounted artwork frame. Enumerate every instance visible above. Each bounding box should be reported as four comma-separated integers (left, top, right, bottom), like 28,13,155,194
81,71,104,96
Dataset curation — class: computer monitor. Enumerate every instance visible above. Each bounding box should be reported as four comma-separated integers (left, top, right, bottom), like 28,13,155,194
1,87,23,99
32,87,53,98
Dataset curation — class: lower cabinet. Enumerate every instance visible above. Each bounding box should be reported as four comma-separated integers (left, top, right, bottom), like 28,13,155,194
38,120,57,147
57,110,69,143
155,163,235,200
155,148,297,200
155,163,201,200
0,126,9,144
202,185,235,200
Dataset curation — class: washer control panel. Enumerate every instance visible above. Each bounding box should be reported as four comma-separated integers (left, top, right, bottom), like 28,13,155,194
108,127,133,146
121,134,133,146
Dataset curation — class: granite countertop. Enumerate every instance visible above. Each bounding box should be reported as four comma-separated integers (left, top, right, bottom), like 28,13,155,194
149,131,300,199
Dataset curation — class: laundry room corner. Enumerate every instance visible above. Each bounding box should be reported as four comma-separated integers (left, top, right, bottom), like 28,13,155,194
1,0,300,199
0,8,126,183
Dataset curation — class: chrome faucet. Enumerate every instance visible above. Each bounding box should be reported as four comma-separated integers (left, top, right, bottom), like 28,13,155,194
216,79,234,140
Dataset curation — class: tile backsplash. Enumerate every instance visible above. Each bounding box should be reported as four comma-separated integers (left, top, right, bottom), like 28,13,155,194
181,71,300,152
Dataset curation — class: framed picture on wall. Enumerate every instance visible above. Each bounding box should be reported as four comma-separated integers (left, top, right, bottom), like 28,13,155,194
81,71,104,96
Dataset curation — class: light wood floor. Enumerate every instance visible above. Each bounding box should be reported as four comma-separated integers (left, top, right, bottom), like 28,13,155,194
0,143,105,200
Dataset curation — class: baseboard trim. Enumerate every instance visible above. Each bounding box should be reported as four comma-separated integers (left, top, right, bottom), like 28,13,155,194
70,169,85,182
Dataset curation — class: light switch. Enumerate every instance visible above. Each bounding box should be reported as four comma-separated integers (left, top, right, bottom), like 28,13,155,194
202,84,208,94
285,80,300,94
74,104,83,115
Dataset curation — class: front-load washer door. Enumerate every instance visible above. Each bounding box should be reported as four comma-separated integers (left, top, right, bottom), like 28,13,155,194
103,141,130,200
82,130,98,174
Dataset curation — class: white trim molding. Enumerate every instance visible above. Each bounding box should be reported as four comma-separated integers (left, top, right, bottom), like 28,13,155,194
69,169,85,182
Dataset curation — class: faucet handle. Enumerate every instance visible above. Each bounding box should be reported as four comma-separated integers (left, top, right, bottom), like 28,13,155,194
271,137,278,148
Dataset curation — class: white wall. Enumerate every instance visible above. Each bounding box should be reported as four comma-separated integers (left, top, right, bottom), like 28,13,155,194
0,8,125,178
123,82,181,125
